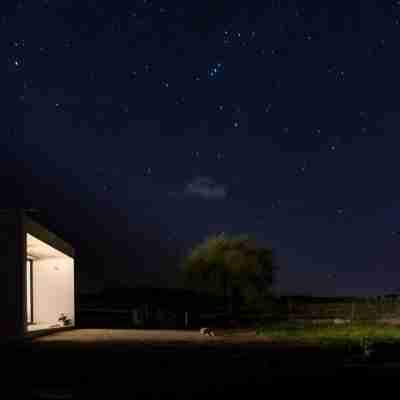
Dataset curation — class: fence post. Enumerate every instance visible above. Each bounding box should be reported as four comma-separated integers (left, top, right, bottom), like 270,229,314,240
288,297,293,318
351,302,355,322
396,297,400,316
184,311,189,328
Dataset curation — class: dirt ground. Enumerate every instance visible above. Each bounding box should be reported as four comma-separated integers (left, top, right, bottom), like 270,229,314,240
33,328,271,346
5,328,400,398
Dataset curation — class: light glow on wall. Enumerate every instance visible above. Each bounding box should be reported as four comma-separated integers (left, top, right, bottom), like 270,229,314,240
26,234,75,332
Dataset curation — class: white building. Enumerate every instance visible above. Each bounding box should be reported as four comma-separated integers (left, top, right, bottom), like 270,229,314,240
0,209,76,341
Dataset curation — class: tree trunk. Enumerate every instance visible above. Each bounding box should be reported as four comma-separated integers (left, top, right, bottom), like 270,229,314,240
231,287,240,318
223,272,228,313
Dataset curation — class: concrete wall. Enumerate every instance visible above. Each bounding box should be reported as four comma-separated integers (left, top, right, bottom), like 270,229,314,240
0,210,76,340
0,210,25,341
33,256,75,327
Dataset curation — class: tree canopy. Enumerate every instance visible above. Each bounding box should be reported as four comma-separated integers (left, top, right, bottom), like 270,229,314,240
180,233,278,313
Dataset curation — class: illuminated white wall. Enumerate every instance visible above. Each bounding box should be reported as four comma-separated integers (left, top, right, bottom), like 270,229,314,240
27,234,75,329
33,257,75,326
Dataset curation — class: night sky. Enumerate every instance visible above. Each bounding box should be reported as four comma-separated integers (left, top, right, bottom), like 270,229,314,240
2,1,400,296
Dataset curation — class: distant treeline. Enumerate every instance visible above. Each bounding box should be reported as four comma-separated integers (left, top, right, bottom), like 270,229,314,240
79,286,224,312
79,289,400,323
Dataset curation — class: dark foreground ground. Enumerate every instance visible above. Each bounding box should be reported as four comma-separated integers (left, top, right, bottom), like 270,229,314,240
5,328,400,398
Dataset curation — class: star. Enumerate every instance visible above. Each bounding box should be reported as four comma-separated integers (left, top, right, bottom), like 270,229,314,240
208,63,223,79
4,0,397,298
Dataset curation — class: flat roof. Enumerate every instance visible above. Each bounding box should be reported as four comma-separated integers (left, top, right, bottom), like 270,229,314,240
23,213,75,258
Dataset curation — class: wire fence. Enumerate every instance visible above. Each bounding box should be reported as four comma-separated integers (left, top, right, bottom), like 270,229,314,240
284,298,400,322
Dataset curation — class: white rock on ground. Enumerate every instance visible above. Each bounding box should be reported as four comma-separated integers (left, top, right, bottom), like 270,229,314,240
200,327,215,336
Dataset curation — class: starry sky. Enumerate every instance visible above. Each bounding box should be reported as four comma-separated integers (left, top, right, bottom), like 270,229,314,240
2,1,400,296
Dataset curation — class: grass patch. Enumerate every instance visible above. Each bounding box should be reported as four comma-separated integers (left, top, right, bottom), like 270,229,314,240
256,321,400,347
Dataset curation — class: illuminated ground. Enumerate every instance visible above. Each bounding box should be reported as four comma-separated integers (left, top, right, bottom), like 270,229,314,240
6,329,400,398
33,328,272,347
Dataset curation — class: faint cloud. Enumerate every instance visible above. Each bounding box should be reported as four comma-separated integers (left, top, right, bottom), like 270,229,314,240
170,176,227,200
185,176,227,200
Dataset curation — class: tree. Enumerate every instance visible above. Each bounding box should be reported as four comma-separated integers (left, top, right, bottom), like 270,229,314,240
180,233,277,315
